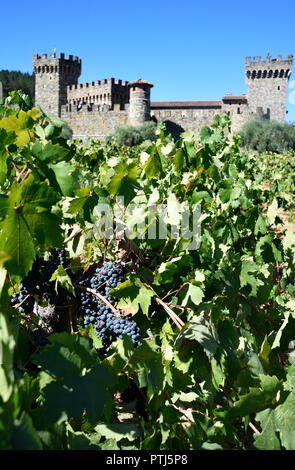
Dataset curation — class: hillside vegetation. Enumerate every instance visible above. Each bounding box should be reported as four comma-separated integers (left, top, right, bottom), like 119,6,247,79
0,70,34,101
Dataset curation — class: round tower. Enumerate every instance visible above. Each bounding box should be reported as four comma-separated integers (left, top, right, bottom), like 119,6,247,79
127,78,153,126
245,54,293,122
33,52,81,117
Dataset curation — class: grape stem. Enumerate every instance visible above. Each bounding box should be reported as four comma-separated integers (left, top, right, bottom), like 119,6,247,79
64,224,83,243
75,284,120,317
155,297,184,329
15,293,31,309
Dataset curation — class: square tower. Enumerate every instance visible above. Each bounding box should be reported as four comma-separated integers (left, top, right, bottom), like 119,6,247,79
33,52,81,117
245,54,293,122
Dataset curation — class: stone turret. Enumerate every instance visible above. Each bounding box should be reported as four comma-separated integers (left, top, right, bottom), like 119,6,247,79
128,78,153,126
33,52,81,117
245,54,293,122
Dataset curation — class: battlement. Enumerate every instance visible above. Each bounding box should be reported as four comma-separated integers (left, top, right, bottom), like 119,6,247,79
33,52,81,77
245,54,293,64
245,54,293,81
67,78,129,92
33,52,81,64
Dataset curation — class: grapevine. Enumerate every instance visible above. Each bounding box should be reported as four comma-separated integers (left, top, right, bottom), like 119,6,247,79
0,92,295,451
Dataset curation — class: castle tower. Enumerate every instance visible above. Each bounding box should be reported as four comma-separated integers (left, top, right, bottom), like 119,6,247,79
33,52,81,117
128,78,153,126
245,54,293,122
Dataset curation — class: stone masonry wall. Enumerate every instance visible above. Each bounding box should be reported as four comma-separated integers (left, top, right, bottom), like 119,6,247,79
150,107,222,138
60,105,129,140
221,100,249,132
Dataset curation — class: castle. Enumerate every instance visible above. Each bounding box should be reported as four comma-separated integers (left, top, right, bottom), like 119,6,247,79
32,52,293,141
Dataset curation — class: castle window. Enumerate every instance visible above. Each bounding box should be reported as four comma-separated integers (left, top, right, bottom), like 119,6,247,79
251,70,256,79
278,86,280,90
274,70,278,78
237,107,240,114
280,69,284,77
257,70,262,78
268,70,273,78
263,70,267,78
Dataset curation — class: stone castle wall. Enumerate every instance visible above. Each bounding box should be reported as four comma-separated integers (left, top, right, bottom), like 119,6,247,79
150,104,221,138
32,52,293,141
60,104,129,140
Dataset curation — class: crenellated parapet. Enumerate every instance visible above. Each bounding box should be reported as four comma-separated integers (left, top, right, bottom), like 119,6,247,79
245,54,293,80
33,52,81,78
67,77,129,109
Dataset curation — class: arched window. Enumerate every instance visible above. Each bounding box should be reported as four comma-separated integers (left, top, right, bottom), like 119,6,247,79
257,70,262,78
279,69,284,77
274,70,278,78
251,70,256,79
263,70,267,78
268,70,273,78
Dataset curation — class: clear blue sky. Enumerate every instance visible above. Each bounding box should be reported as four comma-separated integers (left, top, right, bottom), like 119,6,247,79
1,0,295,122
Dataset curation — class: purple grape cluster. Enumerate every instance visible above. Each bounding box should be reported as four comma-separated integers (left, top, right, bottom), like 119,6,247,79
15,249,68,315
79,261,142,350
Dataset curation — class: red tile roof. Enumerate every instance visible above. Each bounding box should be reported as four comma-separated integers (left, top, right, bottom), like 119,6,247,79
150,101,222,109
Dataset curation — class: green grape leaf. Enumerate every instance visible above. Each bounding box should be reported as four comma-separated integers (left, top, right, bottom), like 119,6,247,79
94,423,140,442
273,392,295,450
48,161,76,197
43,363,113,425
34,332,98,377
0,175,62,279
0,111,34,147
181,283,204,307
31,141,71,164
50,265,75,296
254,408,281,450
144,146,163,180
225,375,282,422
0,311,16,402
10,413,43,450
108,162,140,206
175,316,218,360
110,277,155,316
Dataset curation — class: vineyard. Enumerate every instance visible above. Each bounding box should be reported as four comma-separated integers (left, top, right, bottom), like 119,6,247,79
1,91,295,451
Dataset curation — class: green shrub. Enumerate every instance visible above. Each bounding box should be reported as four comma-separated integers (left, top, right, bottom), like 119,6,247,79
109,121,157,146
239,119,295,153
